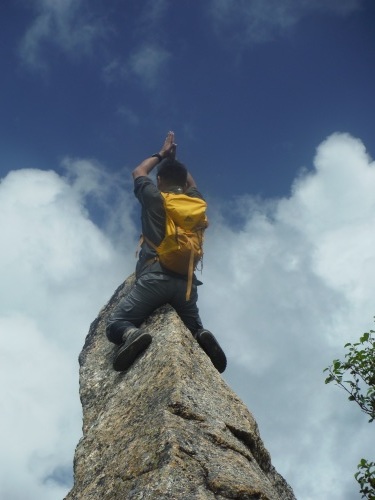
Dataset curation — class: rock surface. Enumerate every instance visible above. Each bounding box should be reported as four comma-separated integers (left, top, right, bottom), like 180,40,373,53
66,275,296,499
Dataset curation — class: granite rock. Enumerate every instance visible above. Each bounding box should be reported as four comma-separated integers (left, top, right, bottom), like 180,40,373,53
66,275,296,499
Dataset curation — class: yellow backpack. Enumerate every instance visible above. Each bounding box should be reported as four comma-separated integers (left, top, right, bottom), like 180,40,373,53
144,192,208,300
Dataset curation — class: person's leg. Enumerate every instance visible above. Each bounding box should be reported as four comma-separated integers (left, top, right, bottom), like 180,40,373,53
170,279,226,373
169,280,203,334
107,273,173,371
106,273,171,344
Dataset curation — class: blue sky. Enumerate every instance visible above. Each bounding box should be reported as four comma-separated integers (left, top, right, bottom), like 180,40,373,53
2,0,375,199
1,1,375,499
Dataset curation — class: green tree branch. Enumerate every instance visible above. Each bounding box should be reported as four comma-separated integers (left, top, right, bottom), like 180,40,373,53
324,325,375,499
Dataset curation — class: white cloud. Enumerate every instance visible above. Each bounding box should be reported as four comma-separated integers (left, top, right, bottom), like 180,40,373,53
0,162,136,499
19,0,105,70
209,0,365,44
1,133,374,499
129,45,170,88
200,132,375,498
103,44,171,89
1,314,78,499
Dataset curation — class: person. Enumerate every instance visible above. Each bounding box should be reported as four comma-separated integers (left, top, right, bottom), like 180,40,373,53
106,131,226,373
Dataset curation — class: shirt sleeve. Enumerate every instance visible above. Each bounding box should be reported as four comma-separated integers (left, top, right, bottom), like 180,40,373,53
134,176,163,207
133,175,165,248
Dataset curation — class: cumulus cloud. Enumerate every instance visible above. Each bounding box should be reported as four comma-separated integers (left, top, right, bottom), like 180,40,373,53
209,0,366,44
1,133,374,499
19,0,105,70
0,162,136,499
200,132,375,498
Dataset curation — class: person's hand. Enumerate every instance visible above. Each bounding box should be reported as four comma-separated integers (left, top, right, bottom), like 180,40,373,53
159,130,177,159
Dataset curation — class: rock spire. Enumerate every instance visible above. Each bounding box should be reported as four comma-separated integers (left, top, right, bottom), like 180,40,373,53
66,275,296,499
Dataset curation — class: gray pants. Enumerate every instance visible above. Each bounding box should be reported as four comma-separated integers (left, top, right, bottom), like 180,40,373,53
106,273,203,345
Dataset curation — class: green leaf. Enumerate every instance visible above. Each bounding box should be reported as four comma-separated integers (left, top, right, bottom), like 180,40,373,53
361,332,370,342
333,360,341,370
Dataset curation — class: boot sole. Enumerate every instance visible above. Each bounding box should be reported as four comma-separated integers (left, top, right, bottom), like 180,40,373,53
196,330,227,373
113,333,152,372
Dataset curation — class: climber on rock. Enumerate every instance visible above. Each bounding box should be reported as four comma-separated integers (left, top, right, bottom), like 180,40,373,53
106,131,226,374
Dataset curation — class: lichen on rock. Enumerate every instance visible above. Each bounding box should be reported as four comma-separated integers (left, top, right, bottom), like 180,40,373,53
65,274,296,499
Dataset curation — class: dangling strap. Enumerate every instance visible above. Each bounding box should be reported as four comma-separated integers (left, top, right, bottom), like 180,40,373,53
143,234,158,252
185,242,195,301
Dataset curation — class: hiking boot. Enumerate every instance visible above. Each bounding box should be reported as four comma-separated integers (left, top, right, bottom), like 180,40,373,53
113,328,152,372
120,326,139,344
195,329,227,373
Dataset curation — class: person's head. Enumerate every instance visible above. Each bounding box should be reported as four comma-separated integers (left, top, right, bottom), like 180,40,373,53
157,158,188,191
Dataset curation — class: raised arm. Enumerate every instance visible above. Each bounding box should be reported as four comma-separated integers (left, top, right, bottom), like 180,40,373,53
186,172,197,188
132,131,176,179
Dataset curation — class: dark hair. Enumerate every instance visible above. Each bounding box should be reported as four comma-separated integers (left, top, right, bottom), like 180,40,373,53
157,158,188,187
